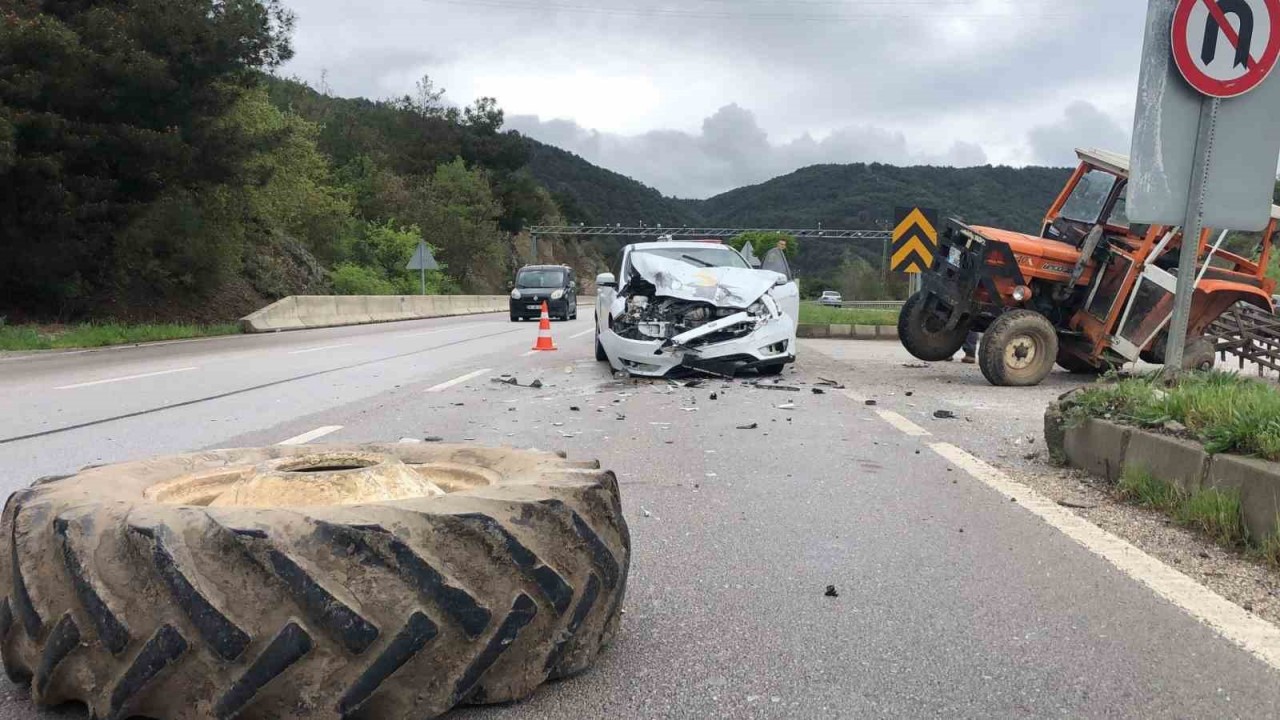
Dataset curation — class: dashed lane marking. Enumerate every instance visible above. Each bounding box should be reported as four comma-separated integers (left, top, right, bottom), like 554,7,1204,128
839,389,931,436
569,329,595,339
289,343,353,355
874,410,931,437
426,368,493,393
929,441,1280,674
55,367,199,391
277,426,344,446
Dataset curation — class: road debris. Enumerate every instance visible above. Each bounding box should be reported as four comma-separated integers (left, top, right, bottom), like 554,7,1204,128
641,507,652,518
824,585,839,598
749,383,802,392
816,377,845,388
775,403,797,410
736,423,759,430
424,436,444,442
812,388,826,395
933,410,957,420
570,406,581,411
1056,496,1099,509
864,400,878,406
710,393,719,400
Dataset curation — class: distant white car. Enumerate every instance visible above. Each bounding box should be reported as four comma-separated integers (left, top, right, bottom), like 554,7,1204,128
819,291,843,307
594,240,800,377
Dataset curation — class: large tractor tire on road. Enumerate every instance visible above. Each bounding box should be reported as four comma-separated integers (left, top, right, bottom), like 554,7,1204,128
0,444,630,720
898,292,970,362
979,310,1059,387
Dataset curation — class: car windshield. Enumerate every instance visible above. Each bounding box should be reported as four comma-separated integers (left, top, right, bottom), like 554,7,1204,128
1060,169,1119,224
516,269,566,288
633,246,749,269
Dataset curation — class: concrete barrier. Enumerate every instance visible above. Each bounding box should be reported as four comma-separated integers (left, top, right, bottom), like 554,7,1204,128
798,324,897,340
1047,403,1280,542
241,295,509,333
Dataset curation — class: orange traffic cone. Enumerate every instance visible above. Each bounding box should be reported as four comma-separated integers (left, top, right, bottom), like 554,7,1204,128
531,301,558,351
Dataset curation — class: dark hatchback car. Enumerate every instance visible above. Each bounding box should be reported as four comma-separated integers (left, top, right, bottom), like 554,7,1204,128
510,265,577,321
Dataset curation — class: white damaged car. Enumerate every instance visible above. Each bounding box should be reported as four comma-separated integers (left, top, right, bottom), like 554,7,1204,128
594,240,799,377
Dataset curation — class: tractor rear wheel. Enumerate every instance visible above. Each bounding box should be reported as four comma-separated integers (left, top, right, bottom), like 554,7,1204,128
1,445,630,720
898,292,970,362
979,310,1059,387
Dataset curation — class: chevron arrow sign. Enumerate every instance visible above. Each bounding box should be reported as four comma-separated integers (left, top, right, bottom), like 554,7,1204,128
891,206,939,274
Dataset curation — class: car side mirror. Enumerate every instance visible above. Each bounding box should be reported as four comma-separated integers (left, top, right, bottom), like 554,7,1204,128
596,272,617,289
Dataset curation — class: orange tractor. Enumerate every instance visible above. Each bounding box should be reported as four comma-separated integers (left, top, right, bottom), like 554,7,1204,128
899,148,1278,386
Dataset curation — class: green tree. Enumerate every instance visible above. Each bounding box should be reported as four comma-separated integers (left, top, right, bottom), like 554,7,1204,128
731,231,798,259
0,0,294,315
226,86,355,262
404,158,505,289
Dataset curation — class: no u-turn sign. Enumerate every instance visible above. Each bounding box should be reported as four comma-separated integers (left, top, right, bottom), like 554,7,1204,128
1173,0,1280,97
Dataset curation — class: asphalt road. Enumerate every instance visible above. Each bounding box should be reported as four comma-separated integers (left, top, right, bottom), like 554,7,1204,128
3,316,1280,718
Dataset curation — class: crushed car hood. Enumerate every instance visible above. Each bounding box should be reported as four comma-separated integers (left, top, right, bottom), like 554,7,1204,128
627,253,784,309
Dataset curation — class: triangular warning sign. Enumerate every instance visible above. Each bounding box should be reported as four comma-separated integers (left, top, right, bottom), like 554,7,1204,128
406,241,440,271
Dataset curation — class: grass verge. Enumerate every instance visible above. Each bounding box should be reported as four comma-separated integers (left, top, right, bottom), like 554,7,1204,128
1066,371,1280,461
798,304,899,326
0,322,241,351
1119,466,1253,554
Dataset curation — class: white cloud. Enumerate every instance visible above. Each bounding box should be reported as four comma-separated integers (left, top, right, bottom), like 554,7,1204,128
278,0,1150,194
509,105,989,198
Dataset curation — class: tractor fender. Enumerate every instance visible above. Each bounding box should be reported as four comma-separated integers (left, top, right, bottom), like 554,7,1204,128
1190,280,1275,335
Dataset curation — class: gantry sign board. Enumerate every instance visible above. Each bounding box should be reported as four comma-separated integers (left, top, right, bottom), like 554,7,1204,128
1128,0,1280,231
891,207,939,274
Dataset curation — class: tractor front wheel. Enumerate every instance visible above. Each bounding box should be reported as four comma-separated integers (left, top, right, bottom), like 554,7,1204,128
979,310,1059,387
898,292,970,362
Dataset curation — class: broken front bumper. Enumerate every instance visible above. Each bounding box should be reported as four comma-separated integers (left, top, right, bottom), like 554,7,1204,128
601,315,796,377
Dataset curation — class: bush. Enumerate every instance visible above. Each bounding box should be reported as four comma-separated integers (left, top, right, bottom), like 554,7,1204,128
1067,372,1280,461
330,264,397,295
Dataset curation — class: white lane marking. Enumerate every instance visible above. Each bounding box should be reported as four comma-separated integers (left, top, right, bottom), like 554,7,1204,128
930,441,1280,673
289,343,353,355
875,410,931,437
426,368,493,393
404,323,489,338
839,389,931,436
569,328,595,339
55,366,199,390
277,425,344,446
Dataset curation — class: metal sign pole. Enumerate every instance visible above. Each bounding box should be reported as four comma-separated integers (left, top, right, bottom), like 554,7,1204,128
1165,96,1221,374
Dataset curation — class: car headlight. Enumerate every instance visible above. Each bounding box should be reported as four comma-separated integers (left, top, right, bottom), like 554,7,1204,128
511,289,522,299
551,289,565,300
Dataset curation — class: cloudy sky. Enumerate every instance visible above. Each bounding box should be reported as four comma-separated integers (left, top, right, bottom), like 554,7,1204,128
279,0,1144,198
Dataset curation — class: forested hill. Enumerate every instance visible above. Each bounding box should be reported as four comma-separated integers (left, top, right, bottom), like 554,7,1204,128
525,148,1073,234
0,0,1078,323
522,142,700,228
695,163,1073,234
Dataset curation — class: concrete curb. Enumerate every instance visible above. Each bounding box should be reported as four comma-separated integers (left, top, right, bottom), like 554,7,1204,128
1045,406,1280,542
240,295,508,333
798,324,898,341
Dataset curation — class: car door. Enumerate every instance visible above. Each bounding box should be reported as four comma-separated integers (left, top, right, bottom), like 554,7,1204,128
596,249,625,336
